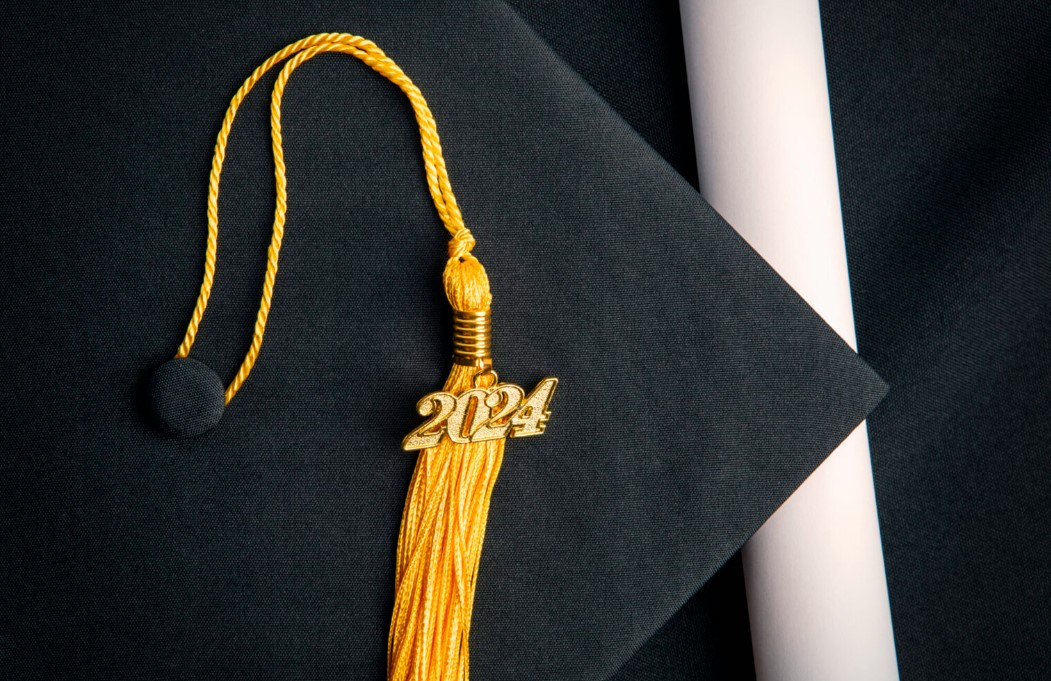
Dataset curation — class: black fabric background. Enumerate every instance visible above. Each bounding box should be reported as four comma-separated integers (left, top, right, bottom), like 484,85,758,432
825,4,1051,678
510,1,1051,679
0,2,887,680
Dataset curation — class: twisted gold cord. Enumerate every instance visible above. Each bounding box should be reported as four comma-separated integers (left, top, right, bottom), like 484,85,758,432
174,33,474,404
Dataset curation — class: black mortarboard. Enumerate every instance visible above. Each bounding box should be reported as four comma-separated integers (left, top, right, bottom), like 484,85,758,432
0,2,885,679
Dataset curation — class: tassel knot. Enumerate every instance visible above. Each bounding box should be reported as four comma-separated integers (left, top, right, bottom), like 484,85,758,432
443,249,492,314
447,228,476,260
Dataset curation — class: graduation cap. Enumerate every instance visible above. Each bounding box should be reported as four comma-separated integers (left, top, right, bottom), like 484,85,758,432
0,2,885,679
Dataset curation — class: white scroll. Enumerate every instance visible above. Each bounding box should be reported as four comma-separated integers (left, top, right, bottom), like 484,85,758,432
678,1,900,678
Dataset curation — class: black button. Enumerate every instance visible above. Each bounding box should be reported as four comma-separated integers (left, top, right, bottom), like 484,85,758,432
147,358,225,438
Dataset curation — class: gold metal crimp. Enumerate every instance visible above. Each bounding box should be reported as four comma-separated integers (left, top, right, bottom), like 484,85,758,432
452,309,492,366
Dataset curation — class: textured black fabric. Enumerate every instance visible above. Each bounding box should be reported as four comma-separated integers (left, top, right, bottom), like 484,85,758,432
506,0,699,189
821,2,1051,679
148,358,227,438
509,1,1051,679
505,4,757,678
0,1,884,679
606,552,755,681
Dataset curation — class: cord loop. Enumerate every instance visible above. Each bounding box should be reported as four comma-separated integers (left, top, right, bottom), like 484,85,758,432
174,34,475,404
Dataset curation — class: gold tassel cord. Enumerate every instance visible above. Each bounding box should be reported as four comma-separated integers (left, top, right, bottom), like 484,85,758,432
174,33,474,405
169,33,546,681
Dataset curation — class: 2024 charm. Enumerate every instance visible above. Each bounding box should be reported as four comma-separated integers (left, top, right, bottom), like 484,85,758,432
402,377,558,451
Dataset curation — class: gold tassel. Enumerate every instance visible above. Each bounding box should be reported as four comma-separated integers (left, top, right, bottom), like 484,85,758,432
388,243,500,681
155,33,557,680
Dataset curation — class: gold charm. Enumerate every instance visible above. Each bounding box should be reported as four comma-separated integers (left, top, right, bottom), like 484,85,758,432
402,377,557,451
403,309,557,450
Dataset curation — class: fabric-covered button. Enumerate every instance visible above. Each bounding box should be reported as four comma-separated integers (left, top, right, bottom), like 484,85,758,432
147,358,225,438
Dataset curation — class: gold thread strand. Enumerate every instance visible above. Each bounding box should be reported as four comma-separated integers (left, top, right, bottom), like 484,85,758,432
174,34,474,403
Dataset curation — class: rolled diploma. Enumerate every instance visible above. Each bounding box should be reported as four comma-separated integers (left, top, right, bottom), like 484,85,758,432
678,1,899,679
